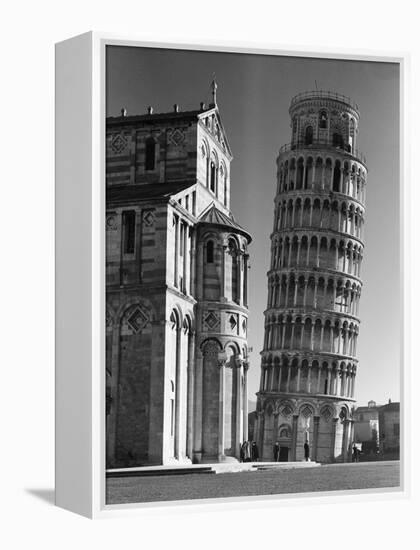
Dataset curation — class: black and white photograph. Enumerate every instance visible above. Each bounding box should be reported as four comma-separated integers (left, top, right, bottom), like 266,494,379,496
104,45,401,505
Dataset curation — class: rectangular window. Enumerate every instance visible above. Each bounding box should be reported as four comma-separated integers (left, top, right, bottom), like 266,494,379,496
192,191,196,216
185,195,189,211
180,223,184,256
122,210,136,254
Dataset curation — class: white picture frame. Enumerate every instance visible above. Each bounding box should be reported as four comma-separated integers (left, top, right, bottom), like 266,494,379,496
55,32,409,518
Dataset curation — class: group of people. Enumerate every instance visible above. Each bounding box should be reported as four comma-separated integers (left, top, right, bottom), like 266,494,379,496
240,440,259,462
272,441,310,462
352,443,361,462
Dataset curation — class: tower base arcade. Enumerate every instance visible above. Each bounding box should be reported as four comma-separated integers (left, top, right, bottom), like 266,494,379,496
255,394,354,463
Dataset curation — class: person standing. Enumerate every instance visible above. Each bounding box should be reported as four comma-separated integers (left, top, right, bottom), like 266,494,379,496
304,441,310,461
251,441,259,462
273,441,280,462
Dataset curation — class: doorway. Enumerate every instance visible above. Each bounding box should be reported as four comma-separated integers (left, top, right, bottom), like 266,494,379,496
279,446,289,462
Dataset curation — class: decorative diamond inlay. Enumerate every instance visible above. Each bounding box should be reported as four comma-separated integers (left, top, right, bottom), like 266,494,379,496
203,311,219,331
143,210,155,227
281,404,293,418
111,133,127,154
127,306,149,334
321,406,333,422
229,315,237,331
301,405,313,419
169,128,185,146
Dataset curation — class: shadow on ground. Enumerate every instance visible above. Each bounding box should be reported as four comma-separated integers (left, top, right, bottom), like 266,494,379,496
25,488,55,505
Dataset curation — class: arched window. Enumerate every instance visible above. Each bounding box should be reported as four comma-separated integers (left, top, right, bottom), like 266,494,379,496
332,133,344,149
305,126,313,145
319,110,328,129
145,137,156,171
279,426,291,439
122,210,136,254
206,240,214,263
333,161,341,192
228,239,239,303
210,161,216,193
292,117,298,144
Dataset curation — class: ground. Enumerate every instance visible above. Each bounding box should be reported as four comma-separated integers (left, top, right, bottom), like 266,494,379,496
106,460,400,505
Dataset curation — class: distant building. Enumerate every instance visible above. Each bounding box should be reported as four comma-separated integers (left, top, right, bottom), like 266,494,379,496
354,400,380,456
248,410,258,442
378,400,400,459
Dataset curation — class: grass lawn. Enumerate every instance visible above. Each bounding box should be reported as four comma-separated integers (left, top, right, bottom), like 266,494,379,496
106,460,400,505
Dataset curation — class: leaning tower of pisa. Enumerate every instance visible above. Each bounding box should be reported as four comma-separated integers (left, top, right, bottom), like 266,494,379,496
255,91,367,463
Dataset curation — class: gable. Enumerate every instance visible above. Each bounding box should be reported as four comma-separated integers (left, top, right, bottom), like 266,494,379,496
198,108,233,159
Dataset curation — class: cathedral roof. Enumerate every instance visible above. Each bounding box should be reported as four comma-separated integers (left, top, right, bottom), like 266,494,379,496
107,181,195,204
198,203,252,243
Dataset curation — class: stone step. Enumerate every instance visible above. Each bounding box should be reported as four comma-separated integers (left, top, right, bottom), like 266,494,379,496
106,466,214,478
106,460,320,478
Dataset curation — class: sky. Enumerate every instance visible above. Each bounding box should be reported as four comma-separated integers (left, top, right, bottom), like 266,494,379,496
106,46,400,408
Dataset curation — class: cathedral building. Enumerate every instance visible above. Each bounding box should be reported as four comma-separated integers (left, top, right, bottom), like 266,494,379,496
255,91,367,463
105,84,252,468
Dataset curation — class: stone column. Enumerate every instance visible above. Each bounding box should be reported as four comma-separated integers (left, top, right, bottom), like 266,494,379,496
106,323,121,466
196,241,204,301
303,278,308,307
342,419,350,462
278,365,283,391
258,411,265,460
334,367,340,396
186,331,195,460
236,358,244,454
300,321,305,350
331,417,339,462
259,364,265,391
218,355,227,460
243,254,249,308
313,279,318,308
269,363,275,390
243,362,249,442
320,324,325,352
352,368,357,398
174,215,179,287
307,365,312,393
221,244,227,301
286,365,291,392
193,350,203,462
291,415,299,461
293,280,298,306
313,416,320,461
290,321,295,349
189,228,196,296
316,365,322,393
237,252,243,306
296,364,301,392
327,366,332,395
310,321,315,351
183,221,188,293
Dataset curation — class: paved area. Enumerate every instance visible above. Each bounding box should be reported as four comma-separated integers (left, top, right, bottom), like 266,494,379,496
106,460,400,505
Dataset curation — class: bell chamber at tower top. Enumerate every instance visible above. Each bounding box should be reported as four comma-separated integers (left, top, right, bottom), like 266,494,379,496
281,90,366,167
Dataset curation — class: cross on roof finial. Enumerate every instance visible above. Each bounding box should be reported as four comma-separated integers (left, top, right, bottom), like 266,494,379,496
210,75,218,108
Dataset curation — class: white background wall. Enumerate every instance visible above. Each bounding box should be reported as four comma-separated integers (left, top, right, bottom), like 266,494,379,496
1,0,418,547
